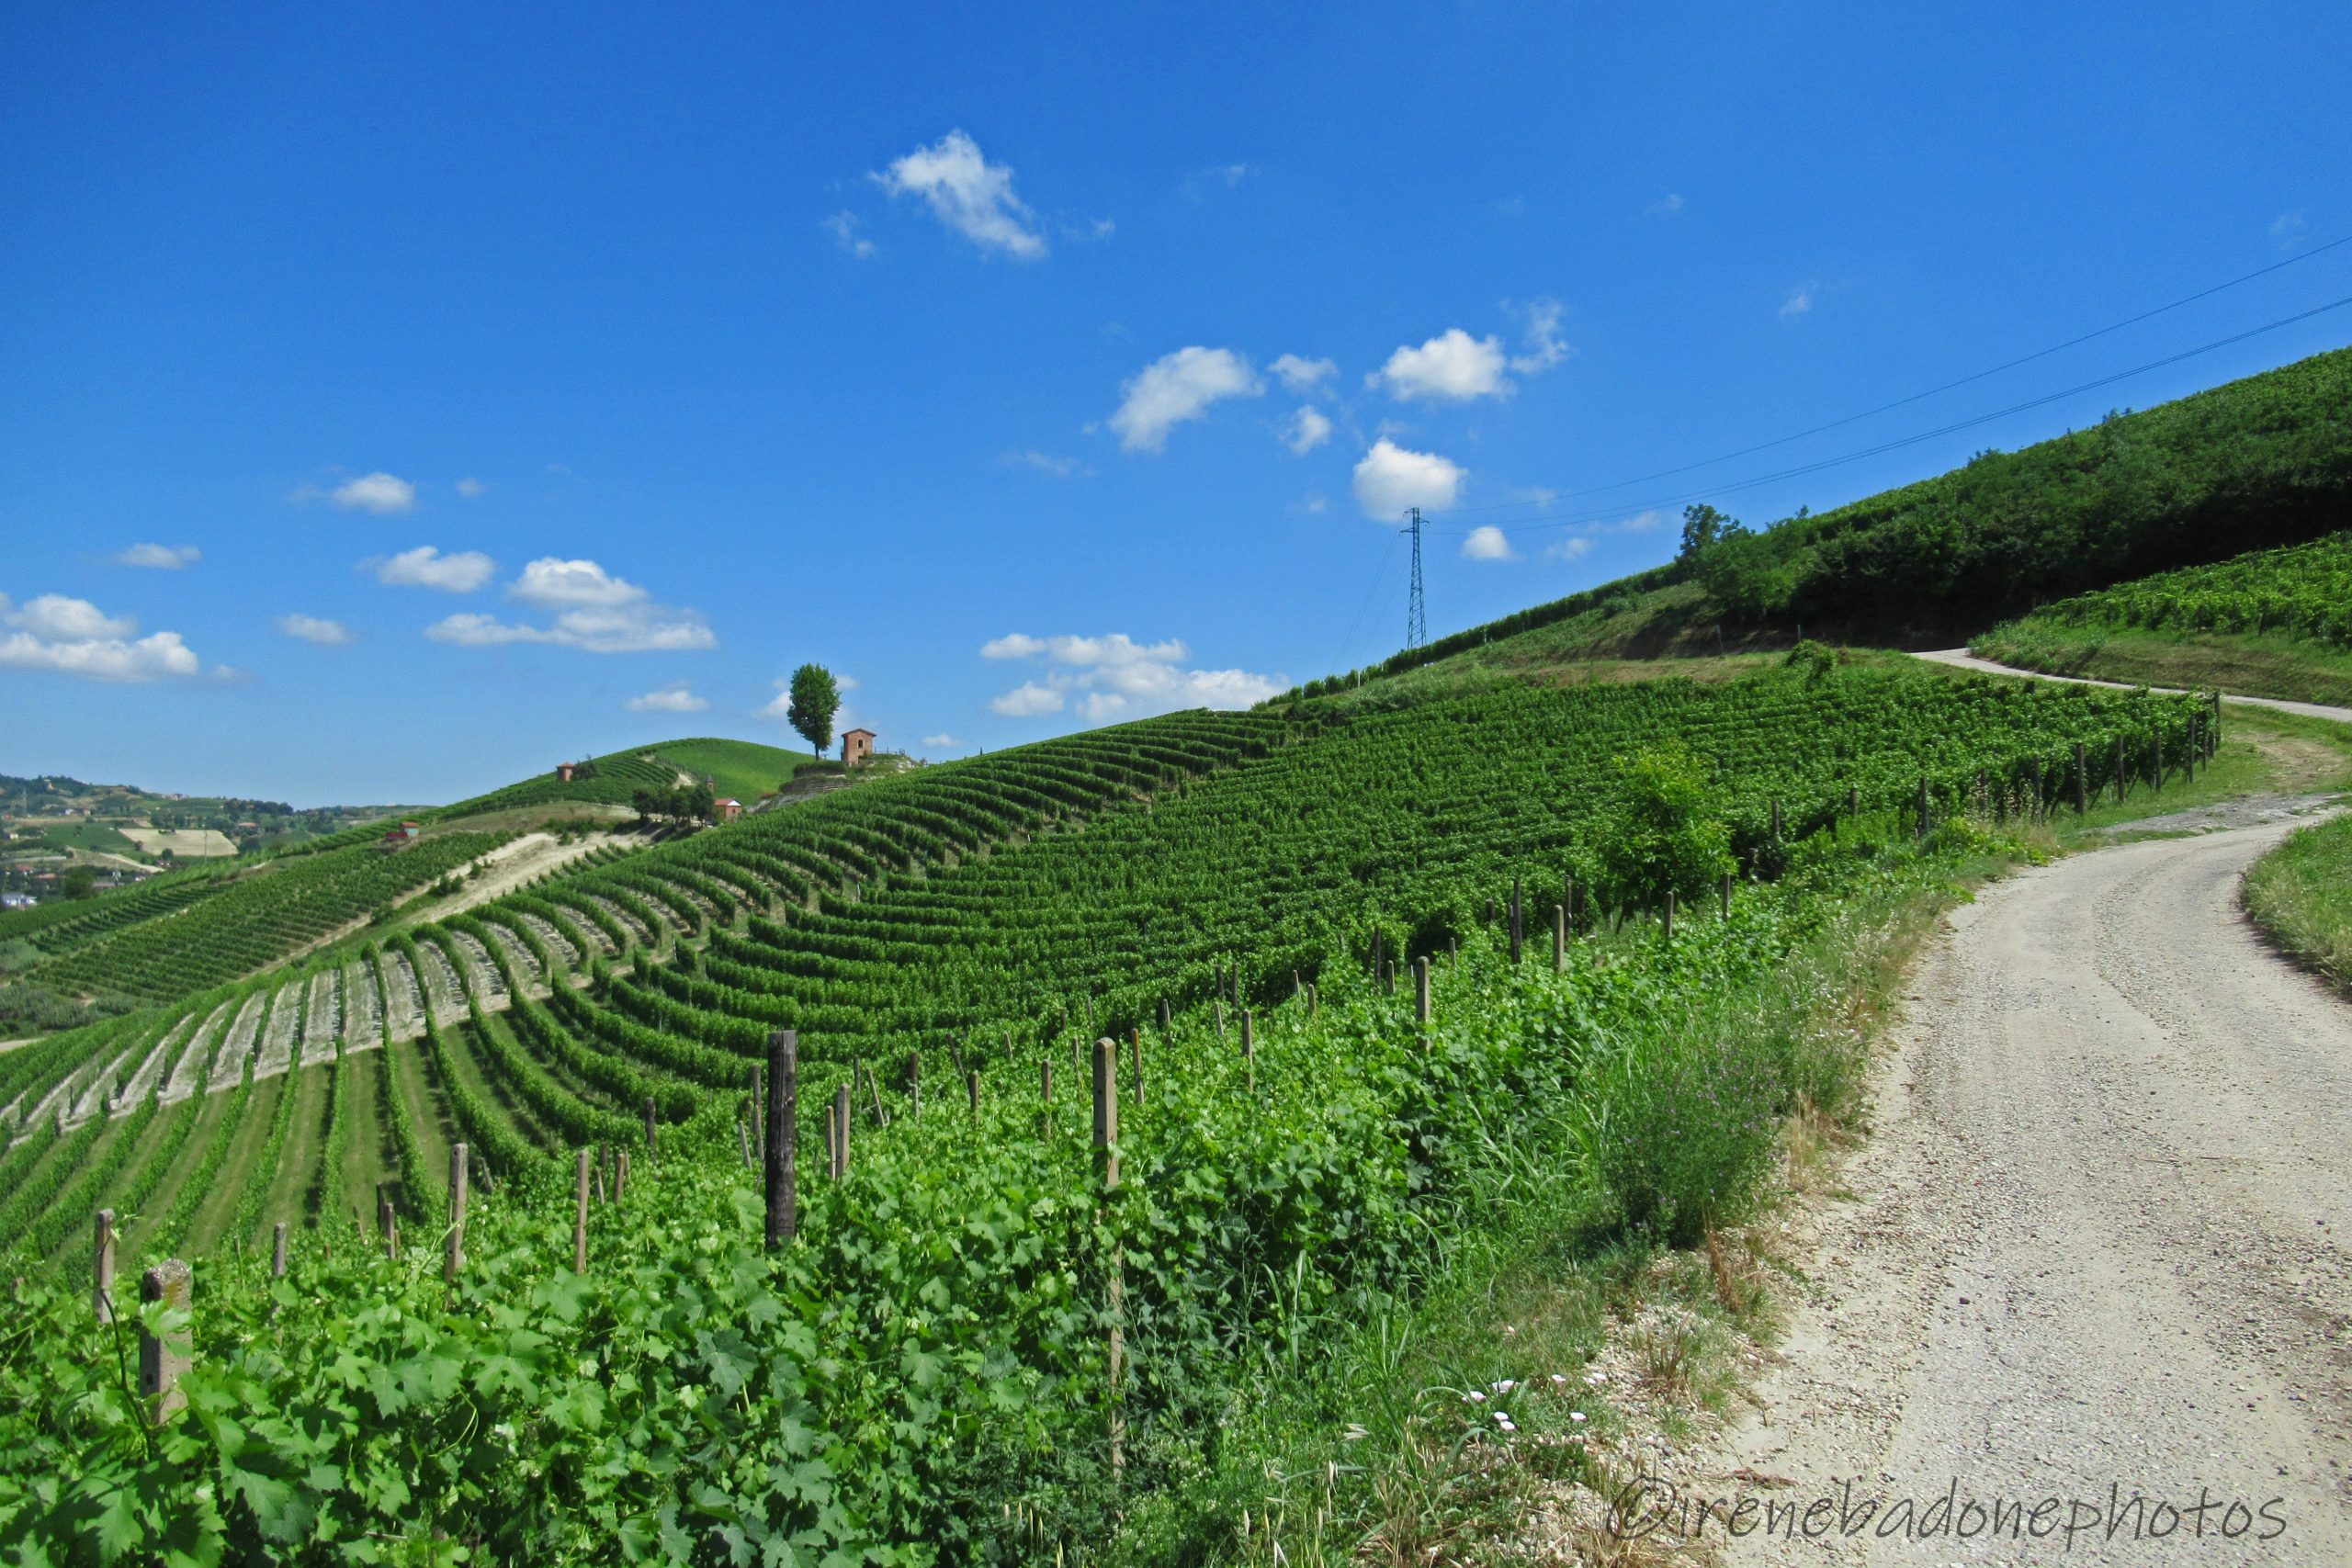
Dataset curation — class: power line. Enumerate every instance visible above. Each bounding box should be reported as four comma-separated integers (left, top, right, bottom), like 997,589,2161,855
1425,233,2352,520
1419,291,2352,535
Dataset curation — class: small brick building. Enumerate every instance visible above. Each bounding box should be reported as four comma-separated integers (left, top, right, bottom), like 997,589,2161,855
713,797,742,823
556,761,577,783
842,728,876,766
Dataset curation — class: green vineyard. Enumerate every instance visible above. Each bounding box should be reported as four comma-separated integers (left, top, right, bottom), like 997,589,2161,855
2017,529,2352,648
0,664,2216,1562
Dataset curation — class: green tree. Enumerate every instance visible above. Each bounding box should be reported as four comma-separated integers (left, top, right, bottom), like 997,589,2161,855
1678,502,1738,560
786,663,842,756
1588,744,1735,908
62,865,98,899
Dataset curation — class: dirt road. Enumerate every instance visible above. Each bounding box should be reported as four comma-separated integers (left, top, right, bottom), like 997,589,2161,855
1694,814,2352,1564
1913,649,2352,727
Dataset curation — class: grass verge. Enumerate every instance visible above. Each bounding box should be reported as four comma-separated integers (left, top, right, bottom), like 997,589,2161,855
2244,812,2352,994
1973,620,2352,708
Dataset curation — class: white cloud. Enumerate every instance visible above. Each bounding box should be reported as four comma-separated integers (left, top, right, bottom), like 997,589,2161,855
428,559,709,652
427,603,714,654
9,594,133,640
1282,405,1333,455
1372,329,1510,402
1461,525,1515,561
370,546,495,592
627,682,710,714
922,733,960,749
2271,209,2309,246
1612,508,1670,533
875,129,1046,259
277,614,356,646
0,592,201,682
1508,298,1570,374
982,632,1187,666
1780,282,1816,319
1547,536,1595,562
1109,346,1262,453
510,558,644,608
1269,354,1336,393
1183,162,1254,197
1001,449,1093,479
823,209,877,259
1352,439,1465,517
331,472,417,513
1645,193,1686,217
983,630,1282,723
989,681,1066,717
111,543,199,570
1299,494,1329,514
455,477,487,499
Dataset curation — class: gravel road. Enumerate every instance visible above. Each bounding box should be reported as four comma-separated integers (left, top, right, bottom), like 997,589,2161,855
1693,813,2352,1564
1912,649,2352,727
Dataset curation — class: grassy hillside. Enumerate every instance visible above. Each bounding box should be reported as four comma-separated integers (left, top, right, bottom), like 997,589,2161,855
637,736,815,803
1973,530,2352,705
1298,344,2352,698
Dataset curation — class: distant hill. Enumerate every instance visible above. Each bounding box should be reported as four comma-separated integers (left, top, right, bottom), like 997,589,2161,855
432,736,821,821
1295,343,2352,698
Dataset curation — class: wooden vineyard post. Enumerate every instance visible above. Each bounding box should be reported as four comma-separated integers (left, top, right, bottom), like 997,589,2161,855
1129,1027,1145,1109
138,1259,192,1422
1847,784,1860,820
1306,984,1317,1021
834,1083,854,1177
1382,960,1395,995
2147,733,2161,795
737,1118,753,1169
2030,757,2044,821
445,1144,469,1280
1916,777,1931,841
1092,1037,1125,1474
765,1031,797,1248
1215,999,1226,1041
616,1148,629,1201
1721,871,1733,919
1158,996,1171,1032
645,1095,657,1157
1414,956,1431,1027
2114,734,2127,805
93,1210,116,1323
967,1069,980,1116
865,1060,888,1128
2186,716,2198,782
1240,1009,1255,1095
1662,891,1675,943
1552,905,1566,973
572,1149,591,1272
750,1065,765,1161
1509,877,1524,964
1038,1058,1053,1140
2074,742,2089,816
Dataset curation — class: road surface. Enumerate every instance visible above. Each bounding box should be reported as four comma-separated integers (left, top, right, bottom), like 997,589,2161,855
1700,814,2352,1564
1914,648,2352,727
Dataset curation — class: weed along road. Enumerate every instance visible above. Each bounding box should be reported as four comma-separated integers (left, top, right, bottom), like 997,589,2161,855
1702,815,2352,1564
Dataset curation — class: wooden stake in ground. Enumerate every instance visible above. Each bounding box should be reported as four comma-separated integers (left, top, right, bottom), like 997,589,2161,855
2074,741,2089,816
967,1069,980,1115
908,1049,922,1121
93,1210,116,1324
1039,1057,1053,1140
445,1141,470,1279
1721,871,1734,919
749,1065,764,1161
1414,955,1431,1027
2114,734,2128,804
1240,1009,1256,1095
765,1030,797,1248
572,1149,591,1272
139,1259,192,1422
833,1083,853,1177
1093,1037,1125,1474
1552,905,1566,974
616,1148,629,1201
1663,891,1675,943
1917,776,1932,841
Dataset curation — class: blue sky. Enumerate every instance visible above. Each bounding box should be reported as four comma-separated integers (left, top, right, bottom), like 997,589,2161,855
3,3,2346,805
